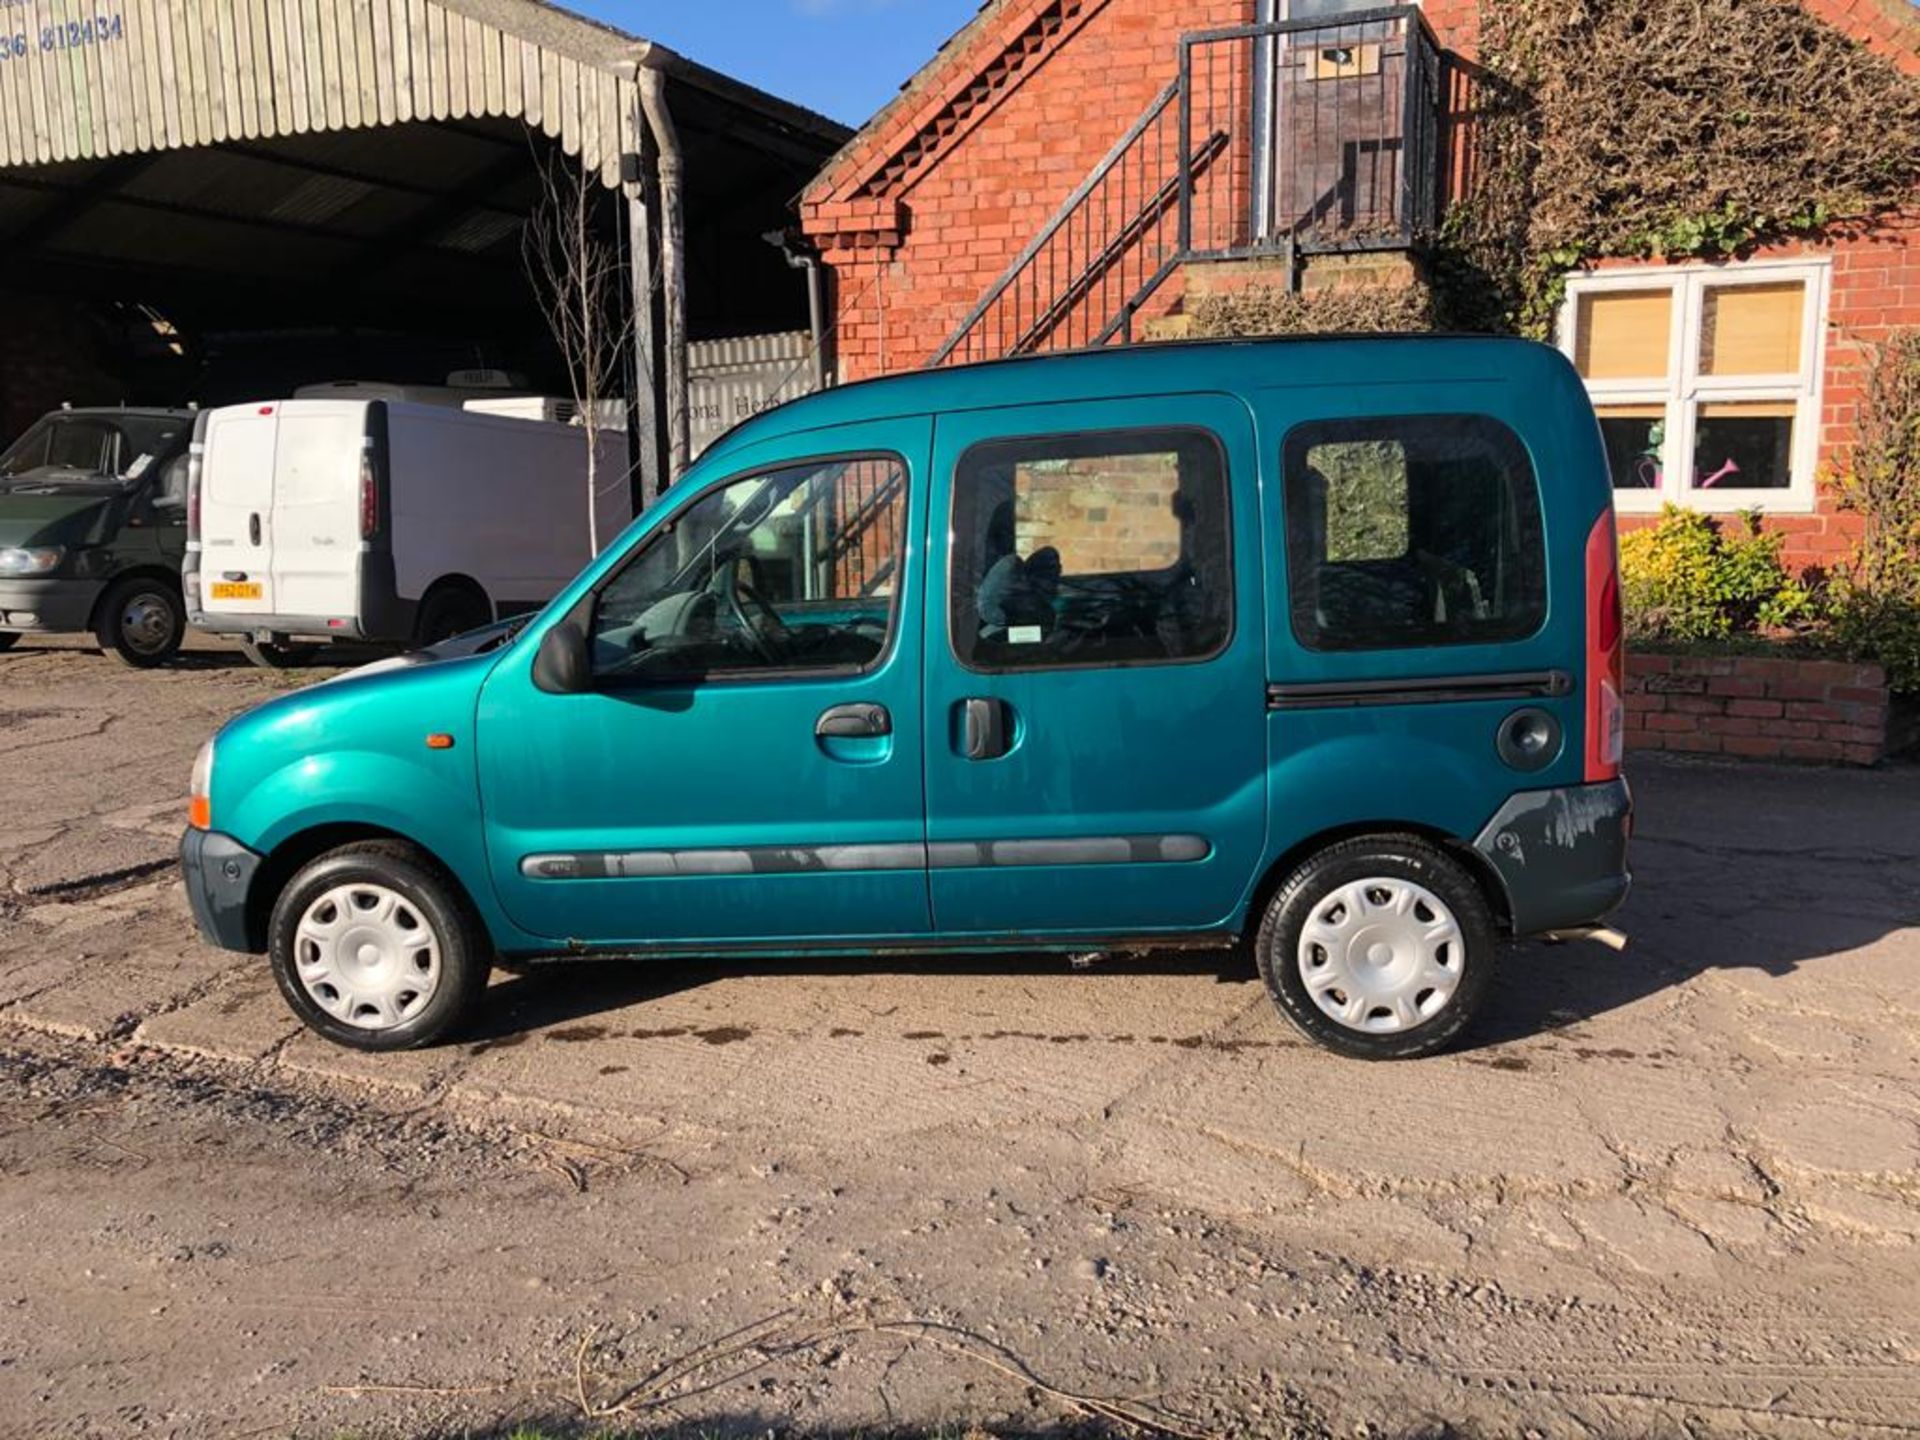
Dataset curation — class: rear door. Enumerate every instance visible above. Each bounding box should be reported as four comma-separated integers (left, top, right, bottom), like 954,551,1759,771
196,407,279,617
1258,387,1582,843
266,403,365,620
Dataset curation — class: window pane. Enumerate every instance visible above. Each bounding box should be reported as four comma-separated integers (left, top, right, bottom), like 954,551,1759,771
1286,0,1387,17
1691,402,1795,491
1285,415,1546,651
44,420,119,473
1701,282,1803,377
1595,405,1666,491
591,454,906,681
951,428,1232,669
1310,439,1409,560
1574,289,1673,381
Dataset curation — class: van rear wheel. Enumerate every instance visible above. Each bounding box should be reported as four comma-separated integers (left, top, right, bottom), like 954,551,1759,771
1255,835,1497,1060
267,840,490,1052
0,632,17,651
95,577,184,668
414,584,491,647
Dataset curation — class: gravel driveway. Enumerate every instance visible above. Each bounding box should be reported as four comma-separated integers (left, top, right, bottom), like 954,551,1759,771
2,633,1917,1438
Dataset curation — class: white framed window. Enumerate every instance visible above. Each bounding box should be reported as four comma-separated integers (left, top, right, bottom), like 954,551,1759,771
1557,258,1831,515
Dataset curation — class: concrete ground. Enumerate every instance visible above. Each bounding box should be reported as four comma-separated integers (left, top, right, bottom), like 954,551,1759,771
1,632,1918,1439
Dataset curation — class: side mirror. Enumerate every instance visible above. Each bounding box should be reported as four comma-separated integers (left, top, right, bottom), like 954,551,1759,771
531,621,591,694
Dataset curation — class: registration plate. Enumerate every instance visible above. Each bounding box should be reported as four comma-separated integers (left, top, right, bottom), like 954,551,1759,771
210,582,262,601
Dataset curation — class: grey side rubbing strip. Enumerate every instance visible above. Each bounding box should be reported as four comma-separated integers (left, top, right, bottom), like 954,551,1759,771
521,835,1212,880
1267,670,1574,712
521,843,926,880
927,835,1210,868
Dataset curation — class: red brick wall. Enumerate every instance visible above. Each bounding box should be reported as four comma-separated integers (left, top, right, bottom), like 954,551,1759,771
804,0,1919,571
1626,653,1891,765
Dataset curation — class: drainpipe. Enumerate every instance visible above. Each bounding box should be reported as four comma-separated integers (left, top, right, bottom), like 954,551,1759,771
636,56,690,480
764,229,829,391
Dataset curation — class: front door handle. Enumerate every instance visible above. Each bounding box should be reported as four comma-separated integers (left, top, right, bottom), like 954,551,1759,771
963,697,1011,760
816,702,891,739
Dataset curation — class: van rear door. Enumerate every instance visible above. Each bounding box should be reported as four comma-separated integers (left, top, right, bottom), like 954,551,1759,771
197,406,279,618
267,402,366,623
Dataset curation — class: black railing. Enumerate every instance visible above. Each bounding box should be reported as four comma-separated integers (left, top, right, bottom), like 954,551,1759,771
1181,6,1443,258
929,5,1446,368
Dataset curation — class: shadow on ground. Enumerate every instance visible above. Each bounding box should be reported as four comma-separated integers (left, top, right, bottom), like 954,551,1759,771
457,755,1920,1055
467,947,1258,1047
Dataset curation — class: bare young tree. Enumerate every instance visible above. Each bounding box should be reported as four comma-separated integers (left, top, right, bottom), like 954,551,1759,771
521,151,635,555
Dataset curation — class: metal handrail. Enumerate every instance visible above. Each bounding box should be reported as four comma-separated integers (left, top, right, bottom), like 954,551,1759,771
928,80,1180,368
928,3,1443,368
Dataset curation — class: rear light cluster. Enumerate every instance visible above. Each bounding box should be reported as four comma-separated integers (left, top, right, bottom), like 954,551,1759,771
1584,510,1625,783
185,442,203,543
359,442,379,542
187,739,213,831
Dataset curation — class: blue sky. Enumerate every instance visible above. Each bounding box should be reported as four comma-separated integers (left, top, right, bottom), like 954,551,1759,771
573,0,983,127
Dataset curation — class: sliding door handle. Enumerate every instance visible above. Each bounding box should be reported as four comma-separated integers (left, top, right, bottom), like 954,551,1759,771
963,697,1011,761
816,702,891,738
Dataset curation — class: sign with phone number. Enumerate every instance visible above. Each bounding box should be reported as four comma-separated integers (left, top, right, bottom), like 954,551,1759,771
0,8,124,61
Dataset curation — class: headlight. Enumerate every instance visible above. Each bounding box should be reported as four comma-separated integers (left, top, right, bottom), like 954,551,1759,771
0,546,64,576
188,738,214,831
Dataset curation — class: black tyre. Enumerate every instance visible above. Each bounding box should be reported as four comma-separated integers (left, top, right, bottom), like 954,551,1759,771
267,840,492,1052
1254,835,1498,1060
414,584,491,647
238,637,319,669
0,632,18,651
94,576,185,668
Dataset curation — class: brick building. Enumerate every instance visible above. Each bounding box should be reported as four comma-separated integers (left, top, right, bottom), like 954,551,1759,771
799,0,1920,569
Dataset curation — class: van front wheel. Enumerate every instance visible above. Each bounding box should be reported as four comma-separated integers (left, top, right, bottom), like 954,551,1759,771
267,841,491,1052
1255,836,1497,1060
95,577,184,668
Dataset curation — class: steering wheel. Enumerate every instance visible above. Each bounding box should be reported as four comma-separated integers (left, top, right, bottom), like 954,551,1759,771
724,562,793,663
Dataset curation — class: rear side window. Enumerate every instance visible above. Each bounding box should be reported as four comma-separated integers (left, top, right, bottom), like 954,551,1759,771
950,427,1232,670
1284,415,1545,651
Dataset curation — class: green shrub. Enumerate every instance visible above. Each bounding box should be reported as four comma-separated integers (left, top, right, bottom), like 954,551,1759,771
1619,505,1814,645
1825,331,1920,695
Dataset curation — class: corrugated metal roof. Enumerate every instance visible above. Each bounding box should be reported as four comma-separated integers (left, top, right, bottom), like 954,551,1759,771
0,0,640,188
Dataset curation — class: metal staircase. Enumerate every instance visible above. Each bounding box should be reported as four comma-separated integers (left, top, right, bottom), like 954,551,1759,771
927,4,1449,369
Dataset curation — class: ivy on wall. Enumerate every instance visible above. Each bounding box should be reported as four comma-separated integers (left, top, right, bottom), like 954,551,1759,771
1434,0,1920,336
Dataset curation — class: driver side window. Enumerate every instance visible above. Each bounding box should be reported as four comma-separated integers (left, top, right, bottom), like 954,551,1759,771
589,453,907,683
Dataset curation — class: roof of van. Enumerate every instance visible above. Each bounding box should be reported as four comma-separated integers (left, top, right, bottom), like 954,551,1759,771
696,333,1580,470
56,406,197,420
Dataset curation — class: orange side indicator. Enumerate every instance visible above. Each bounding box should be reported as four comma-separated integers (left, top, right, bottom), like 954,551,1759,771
425,733,455,750
188,795,212,830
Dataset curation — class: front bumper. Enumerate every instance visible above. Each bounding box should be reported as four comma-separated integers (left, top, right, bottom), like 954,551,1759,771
1473,778,1632,937
180,828,265,953
0,577,101,633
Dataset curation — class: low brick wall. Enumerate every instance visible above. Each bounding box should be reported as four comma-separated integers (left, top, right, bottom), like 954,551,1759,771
1625,654,1891,765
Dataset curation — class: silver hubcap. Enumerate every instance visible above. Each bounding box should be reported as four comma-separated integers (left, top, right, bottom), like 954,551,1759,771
120,594,174,654
293,883,442,1031
1297,877,1464,1034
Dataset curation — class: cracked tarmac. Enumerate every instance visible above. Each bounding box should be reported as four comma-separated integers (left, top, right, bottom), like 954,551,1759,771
2,633,1919,1438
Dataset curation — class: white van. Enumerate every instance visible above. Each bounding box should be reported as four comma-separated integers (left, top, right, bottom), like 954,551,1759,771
186,398,630,666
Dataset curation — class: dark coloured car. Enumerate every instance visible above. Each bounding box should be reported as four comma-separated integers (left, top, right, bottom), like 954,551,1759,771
0,407,195,666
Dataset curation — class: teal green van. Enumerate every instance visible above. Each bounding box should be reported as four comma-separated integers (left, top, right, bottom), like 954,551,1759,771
180,337,1630,1060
